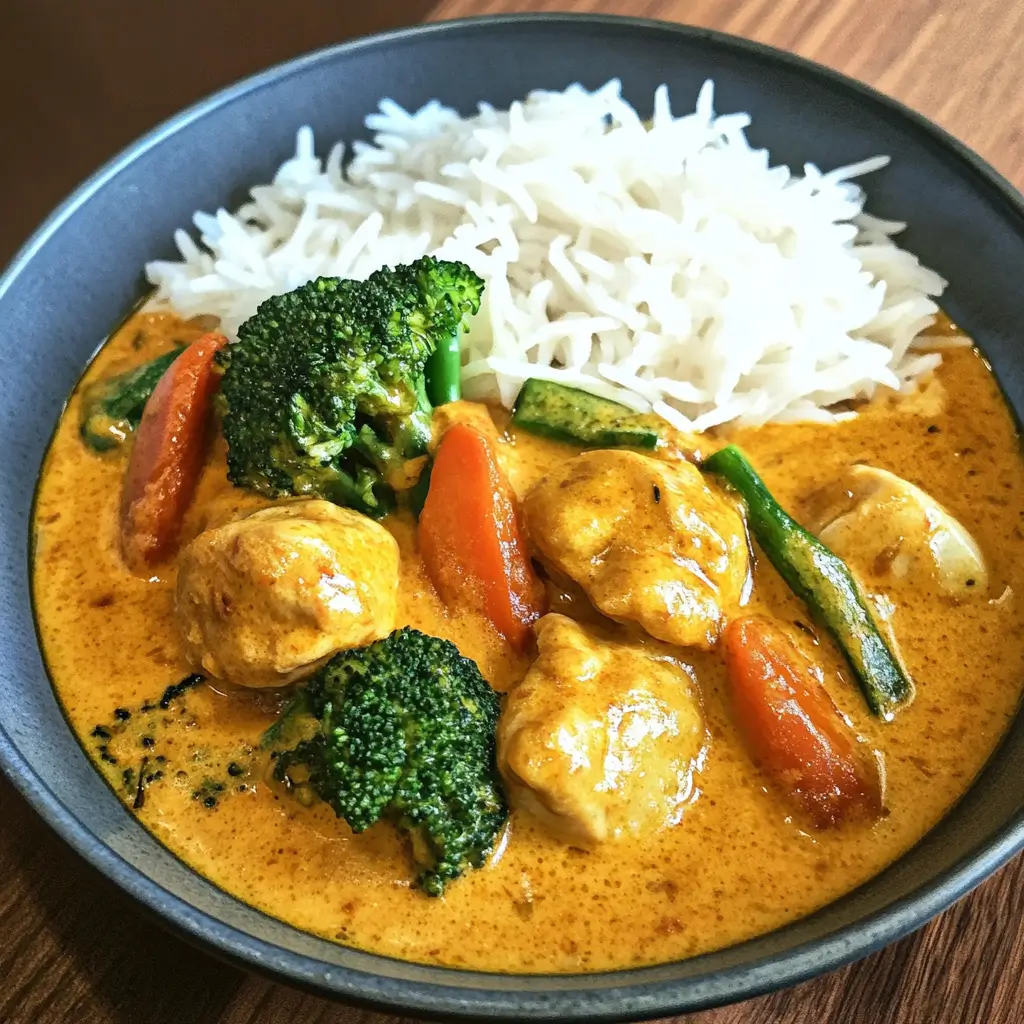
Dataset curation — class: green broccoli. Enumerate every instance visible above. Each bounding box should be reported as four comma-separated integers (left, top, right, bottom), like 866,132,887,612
269,628,506,896
216,257,484,517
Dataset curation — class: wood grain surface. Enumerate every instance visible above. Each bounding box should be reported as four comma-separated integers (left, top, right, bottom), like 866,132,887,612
1,1,1023,1023
430,0,1024,191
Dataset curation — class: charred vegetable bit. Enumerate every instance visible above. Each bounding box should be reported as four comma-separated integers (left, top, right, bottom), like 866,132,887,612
93,674,205,735
157,673,205,709
216,257,483,518
704,445,912,718
193,778,227,808
87,674,249,812
133,756,150,809
724,615,882,828
268,627,507,896
130,757,166,809
79,346,185,451
511,378,660,449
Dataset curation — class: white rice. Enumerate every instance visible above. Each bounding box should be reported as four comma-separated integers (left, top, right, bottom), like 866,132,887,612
146,80,961,432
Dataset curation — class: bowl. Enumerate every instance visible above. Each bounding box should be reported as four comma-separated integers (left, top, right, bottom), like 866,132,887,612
3,13,1024,1022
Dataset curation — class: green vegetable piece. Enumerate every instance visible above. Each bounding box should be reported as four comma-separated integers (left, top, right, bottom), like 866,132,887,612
217,257,482,518
407,455,433,519
425,333,462,406
79,346,184,451
420,257,481,406
258,690,312,751
268,627,506,896
703,444,913,719
511,378,660,449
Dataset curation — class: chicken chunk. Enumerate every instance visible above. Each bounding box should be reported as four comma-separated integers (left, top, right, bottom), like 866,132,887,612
176,499,399,688
523,450,749,648
498,615,706,847
804,465,988,597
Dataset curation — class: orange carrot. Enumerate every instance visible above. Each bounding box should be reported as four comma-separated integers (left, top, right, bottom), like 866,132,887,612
723,615,881,828
419,423,545,649
120,332,227,574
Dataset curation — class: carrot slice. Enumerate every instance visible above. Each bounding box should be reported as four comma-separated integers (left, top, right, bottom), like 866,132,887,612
418,423,545,649
723,615,882,828
119,332,227,574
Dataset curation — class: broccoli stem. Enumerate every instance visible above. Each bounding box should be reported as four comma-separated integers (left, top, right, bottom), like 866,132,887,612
389,407,433,460
353,409,431,479
352,427,397,473
424,331,462,406
373,382,434,468
320,466,395,518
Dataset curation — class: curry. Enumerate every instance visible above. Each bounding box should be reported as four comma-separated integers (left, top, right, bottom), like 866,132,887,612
32,309,1024,973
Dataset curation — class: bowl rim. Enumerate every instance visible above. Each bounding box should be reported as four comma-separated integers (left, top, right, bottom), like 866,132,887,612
4,11,1024,1022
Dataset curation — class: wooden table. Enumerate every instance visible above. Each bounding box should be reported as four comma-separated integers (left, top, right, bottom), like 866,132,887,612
2,1,1023,1022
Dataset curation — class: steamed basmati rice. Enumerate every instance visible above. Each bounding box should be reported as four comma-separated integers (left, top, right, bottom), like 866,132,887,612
146,80,958,432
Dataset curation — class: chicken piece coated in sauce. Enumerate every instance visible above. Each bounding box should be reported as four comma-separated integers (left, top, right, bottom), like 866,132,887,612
498,614,706,847
523,450,750,648
176,499,398,688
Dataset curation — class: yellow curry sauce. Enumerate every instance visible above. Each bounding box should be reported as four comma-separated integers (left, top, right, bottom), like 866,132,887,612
32,312,1024,972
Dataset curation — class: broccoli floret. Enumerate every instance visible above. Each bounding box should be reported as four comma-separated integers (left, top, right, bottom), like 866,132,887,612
270,628,506,896
216,257,483,517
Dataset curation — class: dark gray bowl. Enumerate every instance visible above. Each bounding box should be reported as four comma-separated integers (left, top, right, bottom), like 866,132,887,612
2,13,1024,1023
